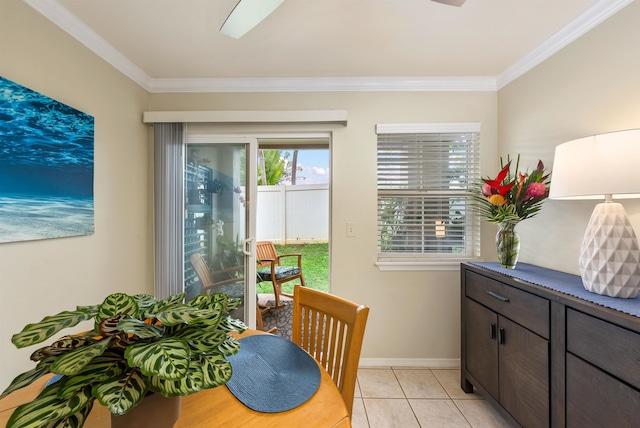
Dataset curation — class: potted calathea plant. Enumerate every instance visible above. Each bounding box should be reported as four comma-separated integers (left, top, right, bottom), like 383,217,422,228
0,291,246,428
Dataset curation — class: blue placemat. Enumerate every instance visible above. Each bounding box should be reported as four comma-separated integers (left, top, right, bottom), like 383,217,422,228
225,334,321,413
470,262,640,318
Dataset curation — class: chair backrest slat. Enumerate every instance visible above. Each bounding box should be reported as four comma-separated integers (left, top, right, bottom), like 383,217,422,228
292,285,369,417
256,241,278,269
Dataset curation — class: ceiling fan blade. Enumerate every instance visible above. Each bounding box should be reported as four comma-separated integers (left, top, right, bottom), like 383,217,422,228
431,0,466,6
220,0,285,39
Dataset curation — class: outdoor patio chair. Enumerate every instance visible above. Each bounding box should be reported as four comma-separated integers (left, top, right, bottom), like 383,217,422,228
189,253,244,300
255,241,306,309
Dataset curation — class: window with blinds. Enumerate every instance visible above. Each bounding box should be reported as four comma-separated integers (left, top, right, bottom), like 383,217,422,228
376,123,481,269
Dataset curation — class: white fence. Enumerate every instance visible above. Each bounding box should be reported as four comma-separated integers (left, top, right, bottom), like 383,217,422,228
257,184,329,244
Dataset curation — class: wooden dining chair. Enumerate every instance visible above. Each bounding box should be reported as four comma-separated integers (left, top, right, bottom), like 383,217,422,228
255,241,306,309
291,285,369,417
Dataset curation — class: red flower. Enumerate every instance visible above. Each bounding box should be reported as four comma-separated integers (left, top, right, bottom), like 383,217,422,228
482,163,515,196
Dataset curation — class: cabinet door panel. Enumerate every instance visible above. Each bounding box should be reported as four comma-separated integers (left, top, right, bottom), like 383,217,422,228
464,298,499,399
567,353,640,428
499,316,549,428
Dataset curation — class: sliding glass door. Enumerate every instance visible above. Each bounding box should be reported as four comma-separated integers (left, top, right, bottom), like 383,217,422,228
184,136,257,327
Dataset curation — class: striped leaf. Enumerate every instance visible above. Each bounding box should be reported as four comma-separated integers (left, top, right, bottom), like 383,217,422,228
132,294,156,309
30,336,96,362
97,315,126,337
12,311,94,349
149,359,204,397
97,294,138,322
117,317,165,339
92,370,147,416
225,297,242,312
56,352,126,398
75,305,99,316
186,294,210,309
210,293,228,307
217,334,241,357
125,338,190,379
200,353,233,389
0,358,52,400
217,316,248,334
6,385,92,428
42,401,93,428
50,337,113,376
154,306,216,326
174,328,227,353
143,292,185,318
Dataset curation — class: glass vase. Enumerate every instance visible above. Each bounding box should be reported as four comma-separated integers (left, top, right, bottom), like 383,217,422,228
496,222,520,269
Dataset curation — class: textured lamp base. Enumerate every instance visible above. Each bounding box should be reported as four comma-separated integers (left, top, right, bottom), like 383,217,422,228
579,202,640,299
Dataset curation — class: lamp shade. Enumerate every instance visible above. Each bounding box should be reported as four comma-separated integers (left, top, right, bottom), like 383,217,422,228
549,128,640,298
549,128,640,200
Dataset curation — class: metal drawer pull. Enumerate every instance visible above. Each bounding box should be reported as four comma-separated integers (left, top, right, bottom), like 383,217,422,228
487,290,510,302
490,323,496,340
498,328,506,345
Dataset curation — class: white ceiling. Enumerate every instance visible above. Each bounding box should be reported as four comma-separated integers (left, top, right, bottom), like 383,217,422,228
24,0,633,92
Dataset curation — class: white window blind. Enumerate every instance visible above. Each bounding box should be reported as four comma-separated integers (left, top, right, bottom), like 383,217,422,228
376,123,481,269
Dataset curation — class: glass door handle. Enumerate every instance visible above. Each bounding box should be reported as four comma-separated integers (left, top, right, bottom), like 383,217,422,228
243,238,254,256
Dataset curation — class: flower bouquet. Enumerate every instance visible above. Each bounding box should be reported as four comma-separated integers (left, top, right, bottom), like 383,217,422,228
475,155,551,268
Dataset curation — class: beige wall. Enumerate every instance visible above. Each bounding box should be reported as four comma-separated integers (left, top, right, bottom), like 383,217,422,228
149,92,499,362
498,1,640,274
0,1,152,388
2,0,637,393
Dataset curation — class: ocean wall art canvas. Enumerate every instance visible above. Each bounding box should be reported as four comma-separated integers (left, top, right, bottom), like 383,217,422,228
0,76,94,243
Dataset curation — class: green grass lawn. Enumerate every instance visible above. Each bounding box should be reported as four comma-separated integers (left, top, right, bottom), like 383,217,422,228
256,242,328,294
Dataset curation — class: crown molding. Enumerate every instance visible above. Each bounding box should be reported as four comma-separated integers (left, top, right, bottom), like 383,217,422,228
147,76,497,93
496,0,633,89
24,0,631,94
23,0,153,91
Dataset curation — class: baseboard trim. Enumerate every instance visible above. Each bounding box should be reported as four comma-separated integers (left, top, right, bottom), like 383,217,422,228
359,358,460,369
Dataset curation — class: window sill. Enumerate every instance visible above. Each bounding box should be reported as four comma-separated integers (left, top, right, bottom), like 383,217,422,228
375,259,478,271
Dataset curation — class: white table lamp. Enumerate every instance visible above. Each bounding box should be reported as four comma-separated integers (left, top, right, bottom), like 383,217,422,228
549,129,640,298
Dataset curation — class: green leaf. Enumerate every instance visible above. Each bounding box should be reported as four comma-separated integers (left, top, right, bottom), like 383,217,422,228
155,306,217,326
132,294,156,309
149,359,204,397
225,297,242,312
0,358,52,400
92,370,147,416
50,337,113,376
29,336,97,362
174,328,227,353
41,401,93,428
117,317,165,339
75,305,99,316
200,354,233,389
56,352,127,397
217,334,241,357
186,294,211,309
218,316,247,334
143,292,186,318
125,338,190,380
12,311,94,349
97,294,138,322
6,384,93,428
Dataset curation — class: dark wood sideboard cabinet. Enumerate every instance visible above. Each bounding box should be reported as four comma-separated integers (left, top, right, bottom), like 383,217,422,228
460,262,640,428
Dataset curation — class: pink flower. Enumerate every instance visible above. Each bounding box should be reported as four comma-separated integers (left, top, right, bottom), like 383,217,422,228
525,182,547,199
482,183,493,196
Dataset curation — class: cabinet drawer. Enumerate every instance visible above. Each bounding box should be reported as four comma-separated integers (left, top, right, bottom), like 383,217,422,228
567,309,640,390
465,271,549,339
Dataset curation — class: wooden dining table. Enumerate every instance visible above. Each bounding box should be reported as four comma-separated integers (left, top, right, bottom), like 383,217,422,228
0,330,351,427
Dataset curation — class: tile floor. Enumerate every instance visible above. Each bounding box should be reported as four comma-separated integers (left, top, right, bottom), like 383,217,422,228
351,368,511,428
